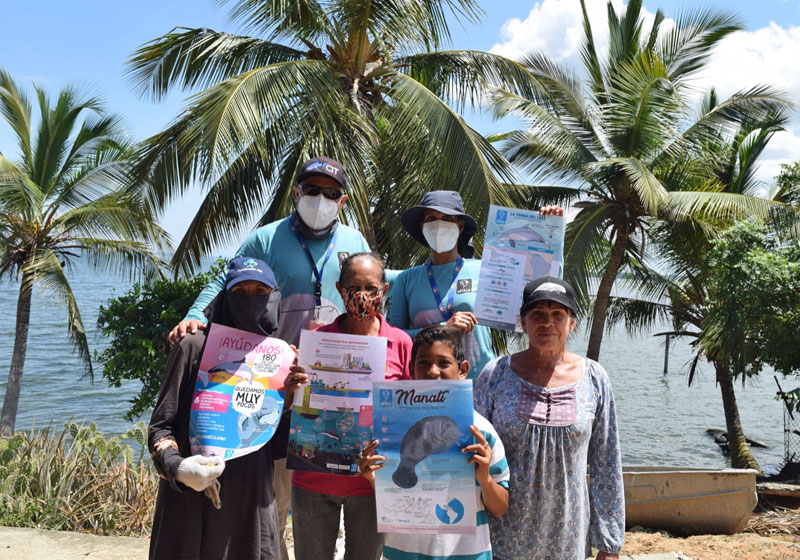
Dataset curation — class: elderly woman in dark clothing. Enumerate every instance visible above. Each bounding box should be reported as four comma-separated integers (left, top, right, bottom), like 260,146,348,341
148,257,294,560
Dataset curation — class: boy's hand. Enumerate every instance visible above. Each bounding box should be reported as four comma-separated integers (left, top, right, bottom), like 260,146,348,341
357,439,385,489
463,425,492,485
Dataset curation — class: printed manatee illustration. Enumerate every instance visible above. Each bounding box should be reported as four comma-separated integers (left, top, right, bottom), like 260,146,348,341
392,415,462,489
209,359,255,383
237,395,282,447
496,225,549,249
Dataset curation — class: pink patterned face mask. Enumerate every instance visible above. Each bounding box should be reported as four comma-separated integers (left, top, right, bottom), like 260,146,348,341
343,288,383,321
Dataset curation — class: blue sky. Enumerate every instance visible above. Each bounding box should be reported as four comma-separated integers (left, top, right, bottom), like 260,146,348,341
1,0,799,248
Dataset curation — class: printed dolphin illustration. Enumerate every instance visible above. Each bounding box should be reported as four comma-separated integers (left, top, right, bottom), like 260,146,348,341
392,416,462,489
209,359,255,383
496,225,549,248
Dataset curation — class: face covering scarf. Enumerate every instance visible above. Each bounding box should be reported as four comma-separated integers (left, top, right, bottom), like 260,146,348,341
343,289,383,322
220,291,278,336
297,193,340,231
422,220,460,253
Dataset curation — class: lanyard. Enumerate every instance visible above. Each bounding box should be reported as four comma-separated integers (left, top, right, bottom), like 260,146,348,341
289,215,338,309
426,256,463,322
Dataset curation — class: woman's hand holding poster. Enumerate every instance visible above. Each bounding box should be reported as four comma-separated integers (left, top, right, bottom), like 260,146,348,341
189,323,293,460
373,380,477,534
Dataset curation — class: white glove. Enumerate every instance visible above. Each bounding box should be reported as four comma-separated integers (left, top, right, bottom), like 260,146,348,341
176,454,225,492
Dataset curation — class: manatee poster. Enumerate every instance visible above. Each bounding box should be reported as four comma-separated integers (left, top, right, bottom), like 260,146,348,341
189,323,294,460
475,205,565,331
286,329,387,475
372,379,476,535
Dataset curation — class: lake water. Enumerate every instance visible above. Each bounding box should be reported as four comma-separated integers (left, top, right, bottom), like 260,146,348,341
0,263,791,474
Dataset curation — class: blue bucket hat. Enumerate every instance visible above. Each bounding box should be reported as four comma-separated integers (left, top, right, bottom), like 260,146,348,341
400,191,478,258
225,257,278,290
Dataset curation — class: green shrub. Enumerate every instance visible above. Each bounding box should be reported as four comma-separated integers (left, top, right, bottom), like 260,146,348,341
0,422,157,536
96,258,226,419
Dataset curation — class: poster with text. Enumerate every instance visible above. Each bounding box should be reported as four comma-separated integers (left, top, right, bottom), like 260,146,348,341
475,205,565,331
373,380,476,535
189,323,294,460
286,329,387,475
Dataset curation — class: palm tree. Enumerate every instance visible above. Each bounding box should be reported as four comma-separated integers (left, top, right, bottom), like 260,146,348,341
488,0,789,361
0,71,169,436
603,101,795,473
126,0,541,274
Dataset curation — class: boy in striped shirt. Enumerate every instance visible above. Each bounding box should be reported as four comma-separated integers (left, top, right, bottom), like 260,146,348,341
358,325,510,559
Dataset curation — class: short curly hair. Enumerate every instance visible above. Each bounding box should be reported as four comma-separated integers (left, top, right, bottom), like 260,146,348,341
411,325,466,364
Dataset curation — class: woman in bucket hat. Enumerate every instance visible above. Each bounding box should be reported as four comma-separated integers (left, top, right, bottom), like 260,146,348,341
387,190,563,379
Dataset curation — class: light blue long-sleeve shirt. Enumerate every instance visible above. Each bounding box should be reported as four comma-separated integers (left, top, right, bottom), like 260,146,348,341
386,258,495,379
184,216,371,346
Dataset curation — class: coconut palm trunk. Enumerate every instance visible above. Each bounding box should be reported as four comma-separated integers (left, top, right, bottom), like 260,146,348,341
715,361,762,474
0,271,33,436
586,228,630,361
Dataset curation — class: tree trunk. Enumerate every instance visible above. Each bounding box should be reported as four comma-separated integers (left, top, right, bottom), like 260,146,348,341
586,228,630,361
0,272,34,437
715,361,762,474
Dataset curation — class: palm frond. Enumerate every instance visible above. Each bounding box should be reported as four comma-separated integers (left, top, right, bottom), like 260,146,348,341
222,0,333,43
659,7,741,82
0,69,33,166
126,27,306,101
664,190,786,223
586,157,668,214
21,249,92,377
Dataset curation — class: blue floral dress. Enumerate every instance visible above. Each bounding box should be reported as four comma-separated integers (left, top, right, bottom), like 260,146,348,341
474,356,624,559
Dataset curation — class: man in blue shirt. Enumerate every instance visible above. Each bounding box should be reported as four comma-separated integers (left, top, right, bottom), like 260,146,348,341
167,156,371,559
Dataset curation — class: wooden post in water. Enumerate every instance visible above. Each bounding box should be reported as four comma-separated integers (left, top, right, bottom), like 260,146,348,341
663,335,670,374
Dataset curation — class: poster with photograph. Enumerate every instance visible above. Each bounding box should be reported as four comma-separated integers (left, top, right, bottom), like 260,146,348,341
286,329,387,475
475,205,565,331
373,380,476,534
189,323,294,460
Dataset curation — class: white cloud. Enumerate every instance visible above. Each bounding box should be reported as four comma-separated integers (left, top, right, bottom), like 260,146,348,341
489,1,800,184
489,0,667,68
695,23,800,103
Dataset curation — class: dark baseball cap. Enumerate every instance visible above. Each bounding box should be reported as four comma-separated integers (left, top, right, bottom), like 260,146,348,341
225,257,278,290
520,276,577,316
296,157,346,189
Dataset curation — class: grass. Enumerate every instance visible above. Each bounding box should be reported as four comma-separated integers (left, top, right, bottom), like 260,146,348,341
0,422,157,536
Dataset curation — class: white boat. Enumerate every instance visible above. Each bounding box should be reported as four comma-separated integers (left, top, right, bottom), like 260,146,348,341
621,466,759,535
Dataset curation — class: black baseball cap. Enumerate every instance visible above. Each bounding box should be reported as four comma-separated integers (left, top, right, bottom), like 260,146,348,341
520,276,577,317
225,257,278,290
296,157,346,189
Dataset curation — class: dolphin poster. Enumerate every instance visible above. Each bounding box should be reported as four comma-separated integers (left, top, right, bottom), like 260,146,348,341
372,380,476,535
475,205,565,331
189,323,294,460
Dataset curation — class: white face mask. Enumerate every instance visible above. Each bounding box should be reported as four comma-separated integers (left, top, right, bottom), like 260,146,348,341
297,194,340,230
422,220,460,253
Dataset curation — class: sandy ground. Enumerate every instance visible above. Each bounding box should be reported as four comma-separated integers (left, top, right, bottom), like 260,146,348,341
1,525,799,560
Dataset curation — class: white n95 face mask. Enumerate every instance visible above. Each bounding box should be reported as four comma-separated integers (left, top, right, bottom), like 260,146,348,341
422,220,460,253
297,194,340,230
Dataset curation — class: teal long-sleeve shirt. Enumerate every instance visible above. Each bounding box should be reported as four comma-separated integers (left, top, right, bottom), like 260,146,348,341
184,216,371,346
386,258,495,380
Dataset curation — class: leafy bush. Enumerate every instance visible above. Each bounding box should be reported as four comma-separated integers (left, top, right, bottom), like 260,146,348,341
0,422,157,535
96,259,225,419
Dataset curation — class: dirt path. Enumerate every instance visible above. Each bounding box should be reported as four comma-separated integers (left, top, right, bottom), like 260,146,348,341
2,526,799,560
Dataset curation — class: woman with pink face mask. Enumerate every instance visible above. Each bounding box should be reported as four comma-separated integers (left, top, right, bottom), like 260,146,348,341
284,253,412,560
